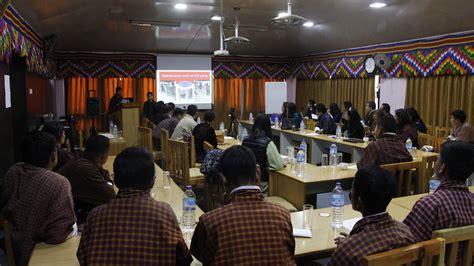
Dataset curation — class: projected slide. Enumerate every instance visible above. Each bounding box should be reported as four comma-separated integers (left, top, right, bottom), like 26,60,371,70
157,71,212,106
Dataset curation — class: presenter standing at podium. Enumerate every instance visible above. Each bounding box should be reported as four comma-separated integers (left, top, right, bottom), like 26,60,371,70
108,87,123,114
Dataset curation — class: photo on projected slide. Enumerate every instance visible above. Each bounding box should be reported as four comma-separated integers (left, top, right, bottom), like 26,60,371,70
157,71,213,105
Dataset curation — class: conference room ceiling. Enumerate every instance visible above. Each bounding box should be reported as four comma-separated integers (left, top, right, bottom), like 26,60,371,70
12,0,474,57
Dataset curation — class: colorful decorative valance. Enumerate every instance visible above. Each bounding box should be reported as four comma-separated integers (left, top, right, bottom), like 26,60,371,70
56,53,156,78
213,32,474,80
0,5,54,76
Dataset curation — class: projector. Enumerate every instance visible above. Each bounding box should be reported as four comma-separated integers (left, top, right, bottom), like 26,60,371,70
213,49,229,56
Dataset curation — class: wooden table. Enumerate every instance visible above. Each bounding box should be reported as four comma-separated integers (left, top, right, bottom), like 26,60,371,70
217,137,241,150
391,186,474,210
270,164,357,210
98,133,127,156
292,203,411,258
29,156,204,266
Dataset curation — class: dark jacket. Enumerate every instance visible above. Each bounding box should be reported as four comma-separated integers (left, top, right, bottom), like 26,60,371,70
192,123,218,163
318,113,336,134
242,135,272,182
342,121,365,139
143,100,156,121
108,93,122,113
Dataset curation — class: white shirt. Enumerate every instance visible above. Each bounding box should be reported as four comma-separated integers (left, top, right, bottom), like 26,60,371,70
171,114,197,141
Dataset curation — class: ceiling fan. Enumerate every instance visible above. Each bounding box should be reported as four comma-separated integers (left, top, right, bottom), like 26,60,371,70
272,0,309,27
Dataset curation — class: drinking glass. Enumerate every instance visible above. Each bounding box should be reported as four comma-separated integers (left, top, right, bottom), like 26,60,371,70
287,146,295,159
321,154,328,167
163,171,171,189
337,153,343,165
303,204,313,230
290,158,297,174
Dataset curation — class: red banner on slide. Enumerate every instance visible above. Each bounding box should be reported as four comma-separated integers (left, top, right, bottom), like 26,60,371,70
159,71,211,83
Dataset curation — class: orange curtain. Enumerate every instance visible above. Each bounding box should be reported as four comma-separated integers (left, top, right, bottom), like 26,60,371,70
213,78,243,128
243,79,268,119
67,77,99,131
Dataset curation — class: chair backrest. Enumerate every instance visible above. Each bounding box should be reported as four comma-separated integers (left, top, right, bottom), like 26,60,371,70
419,154,439,193
426,124,434,135
306,119,316,130
78,129,84,152
433,224,474,266
168,139,191,185
203,141,214,153
362,238,445,266
435,126,451,139
160,129,170,169
381,161,422,197
418,132,431,148
0,218,16,266
183,134,196,167
138,126,153,153
432,137,445,153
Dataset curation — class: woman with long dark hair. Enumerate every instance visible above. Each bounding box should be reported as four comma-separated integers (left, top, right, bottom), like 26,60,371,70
287,102,303,127
395,108,418,147
329,103,342,123
341,108,365,139
406,107,427,133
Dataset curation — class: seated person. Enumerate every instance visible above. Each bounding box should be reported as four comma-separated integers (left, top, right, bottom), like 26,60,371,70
357,116,412,169
330,166,416,265
77,147,192,265
395,108,419,147
330,103,342,124
450,109,469,138
406,107,427,133
306,99,316,118
193,110,218,163
191,145,295,265
1,131,77,265
381,103,391,116
363,101,376,128
342,108,365,139
242,114,284,187
404,141,474,242
171,105,198,141
288,102,303,127
57,135,115,224
152,107,184,150
42,121,76,171
152,101,169,125
315,103,336,134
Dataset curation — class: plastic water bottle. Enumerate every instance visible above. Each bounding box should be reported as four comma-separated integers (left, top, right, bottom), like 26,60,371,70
429,175,441,194
242,128,249,140
249,112,254,122
331,182,344,229
405,138,413,154
300,120,305,132
182,185,196,229
112,125,118,138
336,125,342,139
300,139,307,162
197,117,201,124
296,149,305,178
219,121,225,133
329,144,338,166
275,116,279,128
109,121,114,135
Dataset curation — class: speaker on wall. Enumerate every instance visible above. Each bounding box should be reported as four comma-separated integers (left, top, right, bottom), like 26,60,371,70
86,97,99,116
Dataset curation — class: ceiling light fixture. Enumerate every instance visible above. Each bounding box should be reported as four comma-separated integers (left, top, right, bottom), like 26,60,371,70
369,2,387,8
278,12,288,17
211,15,222,21
174,3,187,10
272,0,309,27
303,21,314,27
130,20,181,27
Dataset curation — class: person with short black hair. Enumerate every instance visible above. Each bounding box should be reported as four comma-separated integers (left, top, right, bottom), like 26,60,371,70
381,103,391,115
404,141,474,242
57,135,115,224
315,103,336,134
450,109,469,138
77,147,192,265
143,92,157,122
193,110,218,162
153,101,169,125
363,101,376,128
306,99,316,118
329,103,343,123
167,102,176,115
395,108,419,147
42,121,76,171
406,107,427,133
1,131,77,265
153,107,185,149
357,115,412,169
191,145,295,265
343,101,353,112
171,104,199,140
108,86,123,113
330,166,416,265
242,114,284,186
342,108,365,139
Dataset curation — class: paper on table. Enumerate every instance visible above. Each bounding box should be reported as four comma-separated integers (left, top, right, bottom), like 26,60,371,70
343,217,362,232
293,228,312,238
99,133,114,139
305,132,319,136
311,114,318,120
224,136,233,140
347,164,358,170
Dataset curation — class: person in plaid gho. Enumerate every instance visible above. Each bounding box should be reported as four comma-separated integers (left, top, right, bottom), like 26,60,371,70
329,166,416,265
191,145,296,265
77,147,192,265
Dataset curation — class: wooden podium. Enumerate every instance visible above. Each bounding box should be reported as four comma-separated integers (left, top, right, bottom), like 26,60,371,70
110,103,140,148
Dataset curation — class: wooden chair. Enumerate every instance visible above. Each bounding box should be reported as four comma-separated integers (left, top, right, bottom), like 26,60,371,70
426,124,434,135
160,129,170,170
432,225,474,266
432,137,445,153
419,154,439,193
183,134,197,167
381,161,422,196
78,129,84,152
362,238,445,266
203,141,214,153
138,126,161,161
418,132,431,148
167,139,204,187
435,126,451,139
0,218,16,266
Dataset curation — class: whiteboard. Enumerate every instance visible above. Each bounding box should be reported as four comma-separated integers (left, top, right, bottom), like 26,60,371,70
379,78,407,115
265,82,287,114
